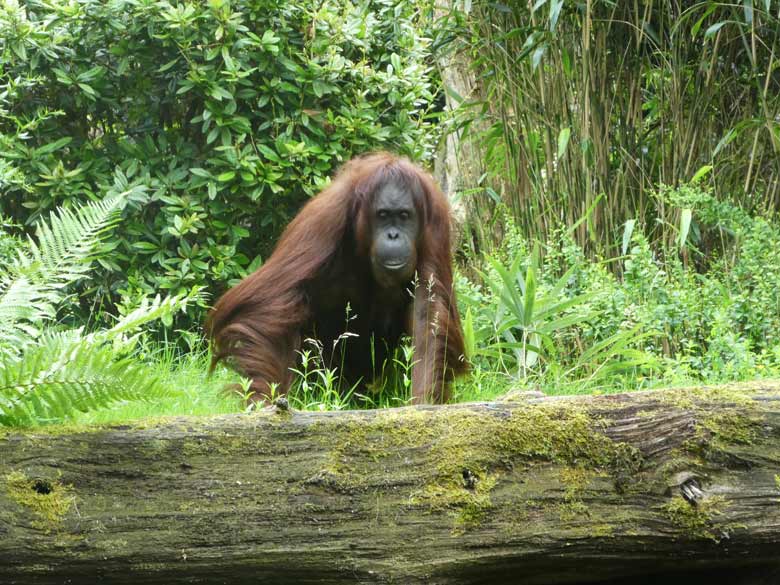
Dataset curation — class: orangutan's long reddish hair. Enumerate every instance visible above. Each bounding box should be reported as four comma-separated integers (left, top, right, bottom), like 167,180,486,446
206,152,466,403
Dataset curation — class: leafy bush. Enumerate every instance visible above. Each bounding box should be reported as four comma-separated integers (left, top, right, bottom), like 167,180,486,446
456,183,780,398
0,0,440,329
456,216,658,397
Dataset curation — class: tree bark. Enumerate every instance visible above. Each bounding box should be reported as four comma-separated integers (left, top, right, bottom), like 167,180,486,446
433,1,486,234
2,382,780,585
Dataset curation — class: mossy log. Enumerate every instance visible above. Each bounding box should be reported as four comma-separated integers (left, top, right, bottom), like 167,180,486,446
2,382,780,585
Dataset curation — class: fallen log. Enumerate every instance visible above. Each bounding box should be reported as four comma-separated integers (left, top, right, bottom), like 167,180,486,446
2,382,780,584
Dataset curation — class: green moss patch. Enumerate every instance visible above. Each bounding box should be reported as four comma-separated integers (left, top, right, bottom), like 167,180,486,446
701,410,763,446
662,495,726,541
318,403,643,531
6,471,75,533
557,466,595,521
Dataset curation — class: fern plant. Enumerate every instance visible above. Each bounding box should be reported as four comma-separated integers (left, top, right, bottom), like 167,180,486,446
0,197,193,426
0,341,160,426
0,196,123,351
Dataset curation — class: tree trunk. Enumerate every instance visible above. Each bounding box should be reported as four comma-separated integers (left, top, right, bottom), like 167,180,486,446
433,1,486,234
2,382,780,584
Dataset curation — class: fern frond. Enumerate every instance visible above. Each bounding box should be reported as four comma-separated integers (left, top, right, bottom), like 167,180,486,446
105,290,204,340
0,277,59,352
0,277,54,345
75,289,203,355
0,196,123,349
26,196,123,284
0,340,162,427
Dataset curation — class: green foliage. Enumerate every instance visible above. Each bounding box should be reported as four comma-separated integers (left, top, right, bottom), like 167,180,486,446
479,245,589,375
651,182,780,359
464,0,780,258
0,341,160,426
0,196,124,349
284,335,416,410
455,182,780,400
3,0,779,417
460,239,657,394
0,197,194,426
0,0,440,329
69,345,243,426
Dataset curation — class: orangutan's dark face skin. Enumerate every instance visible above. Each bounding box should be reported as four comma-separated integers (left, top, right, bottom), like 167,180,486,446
370,181,420,288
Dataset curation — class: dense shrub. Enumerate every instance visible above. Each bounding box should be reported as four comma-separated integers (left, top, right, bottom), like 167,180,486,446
457,183,780,394
0,0,440,328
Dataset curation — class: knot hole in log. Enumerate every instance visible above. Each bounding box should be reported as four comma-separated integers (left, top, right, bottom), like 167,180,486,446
462,468,478,490
31,478,53,495
667,471,705,505
680,477,704,505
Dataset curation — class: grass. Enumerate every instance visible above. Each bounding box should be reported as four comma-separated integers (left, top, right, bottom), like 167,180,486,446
66,339,425,424
69,347,243,426
61,341,780,425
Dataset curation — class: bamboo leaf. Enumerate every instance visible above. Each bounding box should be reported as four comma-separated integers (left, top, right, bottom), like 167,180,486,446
679,209,693,250
691,165,713,183
531,45,546,70
691,5,718,38
714,127,740,156
523,261,536,328
704,22,727,39
622,219,636,256
549,0,563,31
568,193,605,235
557,127,571,160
